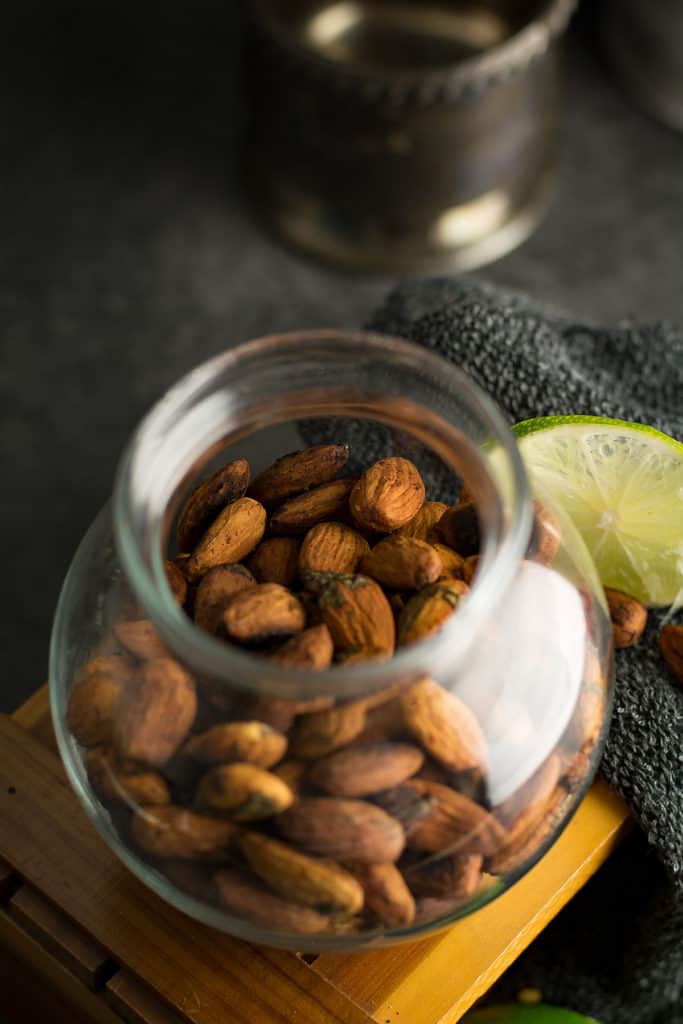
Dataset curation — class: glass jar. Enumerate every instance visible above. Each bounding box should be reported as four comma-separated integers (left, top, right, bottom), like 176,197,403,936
50,331,612,951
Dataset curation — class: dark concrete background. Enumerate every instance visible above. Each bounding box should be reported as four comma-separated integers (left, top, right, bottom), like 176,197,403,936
2,2,683,713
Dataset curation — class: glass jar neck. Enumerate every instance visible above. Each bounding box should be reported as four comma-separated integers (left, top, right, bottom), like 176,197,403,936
113,330,533,700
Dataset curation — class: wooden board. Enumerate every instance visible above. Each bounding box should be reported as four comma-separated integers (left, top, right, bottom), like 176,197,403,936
0,687,631,1024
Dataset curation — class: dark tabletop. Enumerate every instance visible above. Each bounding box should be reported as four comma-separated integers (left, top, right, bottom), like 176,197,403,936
2,1,682,713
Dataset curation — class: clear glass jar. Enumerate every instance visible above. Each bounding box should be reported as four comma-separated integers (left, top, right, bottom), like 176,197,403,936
50,331,612,951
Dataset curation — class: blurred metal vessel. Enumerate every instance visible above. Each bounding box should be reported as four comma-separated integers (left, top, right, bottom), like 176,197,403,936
602,0,683,134
245,1,577,273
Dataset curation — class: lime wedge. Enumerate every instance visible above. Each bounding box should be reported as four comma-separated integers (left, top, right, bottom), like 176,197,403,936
465,1007,599,1023
513,416,683,607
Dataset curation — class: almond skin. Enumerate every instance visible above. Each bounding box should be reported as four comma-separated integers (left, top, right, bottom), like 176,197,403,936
215,868,330,934
351,698,407,746
86,747,171,806
350,458,426,532
289,700,368,759
269,479,356,534
344,861,415,927
185,497,266,581
402,779,504,855
401,678,486,774
196,763,294,821
309,743,424,797
67,666,129,747
306,572,395,656
398,581,469,646
176,458,251,552
299,521,370,575
431,544,465,580
486,785,568,875
396,502,448,541
131,805,240,859
247,537,301,587
435,501,480,556
604,588,648,649
271,623,334,672
660,624,683,685
223,583,306,645
165,560,188,605
276,796,405,863
527,499,562,566
248,444,350,507
239,832,364,914
181,721,287,768
114,658,197,766
404,852,483,899
462,555,480,585
193,563,256,634
495,753,562,828
113,620,171,661
360,536,443,591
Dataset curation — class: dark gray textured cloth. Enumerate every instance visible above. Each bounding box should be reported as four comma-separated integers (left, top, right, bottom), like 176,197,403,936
366,278,683,1023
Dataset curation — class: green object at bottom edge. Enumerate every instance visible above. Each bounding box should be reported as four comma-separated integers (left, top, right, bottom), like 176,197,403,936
466,1006,599,1024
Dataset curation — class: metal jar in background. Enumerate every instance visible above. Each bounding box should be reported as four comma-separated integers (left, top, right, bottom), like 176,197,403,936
245,0,577,273
602,0,683,134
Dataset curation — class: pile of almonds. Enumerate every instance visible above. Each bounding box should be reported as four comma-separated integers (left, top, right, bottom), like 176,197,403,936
67,445,609,937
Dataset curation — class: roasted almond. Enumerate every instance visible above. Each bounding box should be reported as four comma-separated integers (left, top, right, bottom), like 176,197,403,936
113,620,171,661
269,479,356,535
165,560,188,605
402,779,504,856
350,458,426,532
401,678,486,774
527,499,562,566
248,444,350,507
196,763,294,821
272,759,308,793
431,544,465,580
396,502,448,541
276,796,405,863
131,805,240,859
193,563,256,635
176,458,250,551
247,537,301,587
360,536,442,591
299,521,370,575
223,583,306,645
462,555,480,585
185,497,266,581
67,670,127,747
660,624,683,684
604,588,648,648
397,582,469,646
240,697,298,734
344,861,415,927
309,743,424,797
495,753,562,828
239,832,364,914
335,647,389,665
306,572,395,656
371,785,437,835
435,501,480,556
215,868,330,934
486,785,568,875
351,698,407,746
181,721,287,768
114,657,197,766
86,747,171,806
404,852,483,900
289,700,368,759
271,623,334,672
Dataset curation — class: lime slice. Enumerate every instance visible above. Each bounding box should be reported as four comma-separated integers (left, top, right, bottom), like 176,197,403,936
465,1007,599,1023
513,416,683,607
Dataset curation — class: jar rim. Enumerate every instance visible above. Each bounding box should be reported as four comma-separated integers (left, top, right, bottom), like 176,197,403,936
113,330,533,700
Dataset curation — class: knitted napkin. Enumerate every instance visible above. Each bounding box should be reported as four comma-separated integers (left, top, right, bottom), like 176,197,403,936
306,276,683,1023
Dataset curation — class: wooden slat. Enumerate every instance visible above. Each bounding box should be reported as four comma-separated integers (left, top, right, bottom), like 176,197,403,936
0,907,123,1024
106,971,187,1024
0,713,373,1024
312,780,630,1024
0,854,19,902
12,683,57,751
10,885,114,990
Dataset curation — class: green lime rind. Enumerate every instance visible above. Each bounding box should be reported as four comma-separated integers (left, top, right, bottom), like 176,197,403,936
465,1005,600,1024
510,416,683,607
513,415,683,454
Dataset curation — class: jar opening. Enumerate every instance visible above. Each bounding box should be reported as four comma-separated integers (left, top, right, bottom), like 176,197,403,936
114,331,532,701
